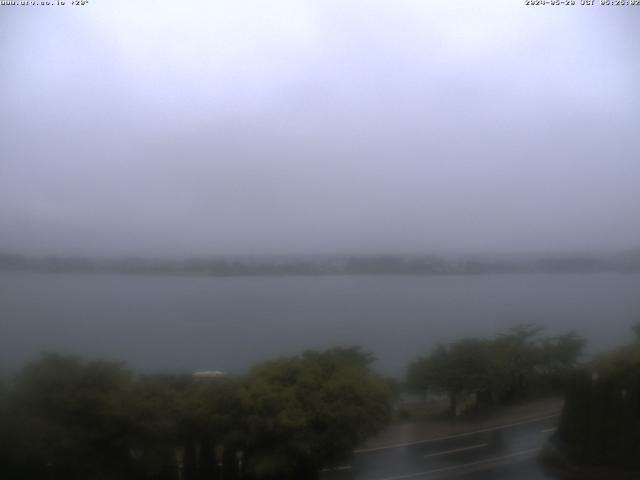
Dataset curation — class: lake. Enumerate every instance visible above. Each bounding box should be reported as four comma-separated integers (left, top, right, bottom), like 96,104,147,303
1,272,639,376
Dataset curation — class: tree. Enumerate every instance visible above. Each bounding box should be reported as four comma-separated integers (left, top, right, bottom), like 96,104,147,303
407,325,586,416
0,377,11,473
554,326,640,472
6,353,134,480
632,321,640,342
492,324,546,402
186,377,247,479
407,339,498,416
406,355,431,398
493,325,585,402
2,347,393,480
122,373,196,479
241,347,391,479
540,332,585,367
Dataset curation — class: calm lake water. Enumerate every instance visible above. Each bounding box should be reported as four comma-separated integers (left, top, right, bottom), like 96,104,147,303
1,272,639,376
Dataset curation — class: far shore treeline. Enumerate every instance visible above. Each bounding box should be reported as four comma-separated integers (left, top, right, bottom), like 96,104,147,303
1,251,640,276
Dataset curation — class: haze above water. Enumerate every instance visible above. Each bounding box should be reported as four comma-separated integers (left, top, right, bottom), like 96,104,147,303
1,1,639,258
2,271,638,376
1,1,639,376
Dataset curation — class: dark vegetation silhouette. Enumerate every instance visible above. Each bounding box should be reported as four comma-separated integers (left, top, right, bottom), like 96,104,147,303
0,348,391,480
5,324,640,479
544,323,640,477
406,325,585,416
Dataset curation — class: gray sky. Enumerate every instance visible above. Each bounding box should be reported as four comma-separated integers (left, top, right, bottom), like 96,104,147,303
1,1,639,256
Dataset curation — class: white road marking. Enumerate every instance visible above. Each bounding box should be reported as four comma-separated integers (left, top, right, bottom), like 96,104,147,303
370,447,540,480
354,412,560,453
423,443,488,458
541,427,556,433
320,465,352,472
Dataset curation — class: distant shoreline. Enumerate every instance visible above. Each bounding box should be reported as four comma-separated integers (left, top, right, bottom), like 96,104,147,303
1,252,639,277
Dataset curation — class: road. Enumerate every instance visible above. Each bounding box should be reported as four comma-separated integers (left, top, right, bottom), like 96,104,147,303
321,413,560,480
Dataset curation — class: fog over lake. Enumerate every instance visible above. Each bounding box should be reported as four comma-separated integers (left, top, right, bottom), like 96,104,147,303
2,271,638,376
2,3,640,479
2,3,640,259
1,0,639,378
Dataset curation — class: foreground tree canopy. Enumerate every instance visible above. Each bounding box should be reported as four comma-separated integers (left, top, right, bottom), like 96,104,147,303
0,348,392,480
407,325,585,415
552,324,640,473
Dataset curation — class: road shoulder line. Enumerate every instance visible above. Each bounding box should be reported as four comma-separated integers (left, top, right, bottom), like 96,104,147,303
370,447,540,480
354,412,559,453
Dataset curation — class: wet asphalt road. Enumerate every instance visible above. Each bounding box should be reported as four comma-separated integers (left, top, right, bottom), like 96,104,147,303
321,414,560,480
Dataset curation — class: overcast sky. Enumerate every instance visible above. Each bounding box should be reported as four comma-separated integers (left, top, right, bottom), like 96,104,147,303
1,1,639,256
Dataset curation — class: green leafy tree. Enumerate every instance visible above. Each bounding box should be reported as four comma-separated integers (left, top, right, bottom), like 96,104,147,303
556,326,640,470
122,374,196,478
540,332,585,368
408,325,586,415
632,321,640,342
0,377,11,472
406,355,431,398
186,377,247,478
494,325,584,401
407,339,498,415
492,324,545,402
242,347,391,479
6,353,134,480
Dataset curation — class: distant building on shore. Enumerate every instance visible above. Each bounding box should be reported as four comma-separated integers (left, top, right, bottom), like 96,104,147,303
192,370,226,380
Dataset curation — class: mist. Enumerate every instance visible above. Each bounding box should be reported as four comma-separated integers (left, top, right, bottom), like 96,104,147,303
2,1,639,257
3,4,640,479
